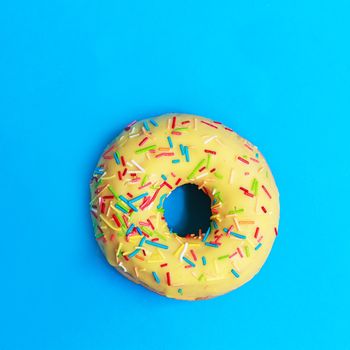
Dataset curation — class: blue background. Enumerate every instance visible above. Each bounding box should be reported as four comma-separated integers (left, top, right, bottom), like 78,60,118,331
1,1,349,349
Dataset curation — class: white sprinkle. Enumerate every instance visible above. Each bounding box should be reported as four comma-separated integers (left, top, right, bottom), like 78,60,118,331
195,172,209,180
118,262,127,272
129,133,140,138
179,242,188,261
204,135,217,144
229,169,234,184
131,159,145,173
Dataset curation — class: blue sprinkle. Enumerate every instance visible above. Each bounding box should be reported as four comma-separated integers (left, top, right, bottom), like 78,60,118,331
167,136,173,148
205,242,219,248
180,144,185,155
157,194,167,209
202,227,211,242
143,121,150,132
202,256,207,265
129,192,148,203
128,248,140,258
223,228,246,239
136,227,143,236
139,236,146,246
115,204,128,214
152,271,160,284
213,221,218,229
150,119,158,127
183,256,195,267
184,146,190,162
145,240,169,249
256,152,259,158
172,159,180,164
255,243,262,250
119,195,138,212
113,152,120,165
161,174,167,181
94,167,104,174
231,268,240,278
126,223,135,235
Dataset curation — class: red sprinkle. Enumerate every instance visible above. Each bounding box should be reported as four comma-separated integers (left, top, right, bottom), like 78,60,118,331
237,156,249,165
210,168,216,173
244,143,254,151
166,272,171,286
171,131,182,136
254,227,260,239
201,120,218,129
237,247,243,258
126,192,133,198
199,166,206,172
156,152,175,158
112,214,122,227
171,116,176,129
122,168,127,176
204,149,216,155
274,227,278,236
160,263,168,268
103,145,115,159
118,171,122,180
175,178,182,186
190,249,197,261
138,137,148,146
147,219,155,230
262,185,272,199
181,120,190,125
121,156,126,167
261,206,267,213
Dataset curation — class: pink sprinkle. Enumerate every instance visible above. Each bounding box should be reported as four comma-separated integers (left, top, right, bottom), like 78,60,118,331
138,182,152,189
250,157,259,163
156,152,175,158
171,131,182,135
237,156,249,165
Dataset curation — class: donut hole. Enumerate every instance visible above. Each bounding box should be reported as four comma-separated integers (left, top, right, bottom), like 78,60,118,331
163,184,211,238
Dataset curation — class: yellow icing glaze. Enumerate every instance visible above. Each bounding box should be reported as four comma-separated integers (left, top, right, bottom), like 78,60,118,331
90,113,280,300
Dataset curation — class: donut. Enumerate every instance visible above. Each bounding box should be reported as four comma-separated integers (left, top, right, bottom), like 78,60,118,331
90,113,280,300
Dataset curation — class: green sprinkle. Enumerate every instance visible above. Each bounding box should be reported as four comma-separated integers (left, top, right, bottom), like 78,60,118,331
140,226,153,237
245,245,250,257
228,208,244,214
214,172,223,179
198,274,205,282
218,254,229,260
135,145,156,153
108,185,118,199
141,175,148,186
95,233,104,239
251,178,259,195
206,154,211,168
174,127,189,131
187,159,206,179
178,288,183,295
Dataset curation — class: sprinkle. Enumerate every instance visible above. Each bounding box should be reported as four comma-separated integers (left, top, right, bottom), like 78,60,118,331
214,172,223,179
171,116,176,129
251,178,259,195
128,248,141,258
150,119,158,127
115,204,128,214
152,271,160,284
167,136,174,148
135,145,156,154
261,206,267,213
184,146,190,162
166,272,171,286
204,149,216,155
175,178,182,185
172,159,180,164
206,154,211,168
228,208,244,214
178,288,183,294
183,256,195,267
145,240,169,249
205,242,219,248
274,227,278,236
255,243,262,250
129,192,148,203
204,135,217,144
131,159,145,173
156,152,175,158
179,242,188,261
180,144,185,155
111,214,122,227
190,249,197,261
202,227,211,242
157,194,167,209
254,227,260,238
231,269,240,278
161,174,167,181
201,120,218,129
262,185,272,199
126,224,135,235
187,159,206,179
119,195,138,212
202,256,207,265
113,151,121,165
143,121,150,132
245,246,250,257
237,156,249,165
138,137,148,146
160,263,168,268
121,156,126,167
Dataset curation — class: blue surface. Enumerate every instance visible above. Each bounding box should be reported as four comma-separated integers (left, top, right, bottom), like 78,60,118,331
1,1,349,349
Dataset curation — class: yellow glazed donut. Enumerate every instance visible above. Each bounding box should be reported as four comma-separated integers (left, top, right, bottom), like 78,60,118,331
90,113,280,300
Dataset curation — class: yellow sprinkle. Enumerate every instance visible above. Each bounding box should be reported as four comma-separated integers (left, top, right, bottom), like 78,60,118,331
174,244,184,257
100,214,120,230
